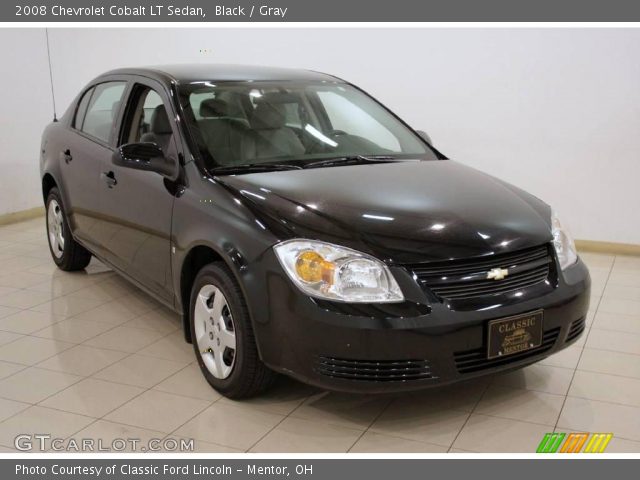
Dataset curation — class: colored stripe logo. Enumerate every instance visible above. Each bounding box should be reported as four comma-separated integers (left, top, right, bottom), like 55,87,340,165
537,433,612,453
584,433,614,453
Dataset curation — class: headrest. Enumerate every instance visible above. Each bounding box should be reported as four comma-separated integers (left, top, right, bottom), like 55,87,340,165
150,105,172,134
250,103,286,130
254,92,299,104
200,98,232,118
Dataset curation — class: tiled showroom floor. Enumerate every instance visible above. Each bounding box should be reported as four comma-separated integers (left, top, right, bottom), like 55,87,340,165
1,217,640,453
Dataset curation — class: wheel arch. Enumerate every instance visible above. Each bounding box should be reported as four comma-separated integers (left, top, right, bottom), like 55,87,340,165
42,172,58,202
178,243,251,344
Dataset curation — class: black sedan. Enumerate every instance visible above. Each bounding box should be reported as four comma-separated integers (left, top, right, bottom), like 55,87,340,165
39,64,590,398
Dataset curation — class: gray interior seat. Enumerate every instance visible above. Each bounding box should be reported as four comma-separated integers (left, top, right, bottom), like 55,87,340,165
221,91,252,116
198,98,252,165
140,105,173,154
248,103,305,159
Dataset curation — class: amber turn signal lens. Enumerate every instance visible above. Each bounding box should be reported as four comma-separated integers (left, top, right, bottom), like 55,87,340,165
295,251,335,284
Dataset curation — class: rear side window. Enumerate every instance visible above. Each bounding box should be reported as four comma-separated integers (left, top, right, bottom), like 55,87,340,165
79,81,126,143
73,88,93,130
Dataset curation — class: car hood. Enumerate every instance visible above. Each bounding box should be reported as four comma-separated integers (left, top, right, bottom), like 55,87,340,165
217,160,553,264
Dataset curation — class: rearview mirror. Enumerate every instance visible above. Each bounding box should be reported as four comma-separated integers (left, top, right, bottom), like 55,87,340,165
416,130,433,145
112,142,175,177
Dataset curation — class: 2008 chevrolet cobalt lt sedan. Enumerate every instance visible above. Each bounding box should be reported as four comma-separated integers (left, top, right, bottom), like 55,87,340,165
39,64,590,398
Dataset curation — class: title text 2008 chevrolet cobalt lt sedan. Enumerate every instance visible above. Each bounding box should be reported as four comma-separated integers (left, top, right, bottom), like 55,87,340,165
40,65,590,398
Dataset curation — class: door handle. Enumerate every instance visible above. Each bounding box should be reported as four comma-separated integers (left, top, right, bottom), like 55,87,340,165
101,171,117,188
62,149,73,164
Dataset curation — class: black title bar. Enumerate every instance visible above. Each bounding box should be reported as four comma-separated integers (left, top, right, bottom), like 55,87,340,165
5,0,640,22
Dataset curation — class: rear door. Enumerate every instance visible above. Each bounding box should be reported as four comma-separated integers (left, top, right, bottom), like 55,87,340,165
61,78,128,255
96,76,180,302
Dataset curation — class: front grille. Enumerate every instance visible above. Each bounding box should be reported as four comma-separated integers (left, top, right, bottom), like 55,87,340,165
316,356,436,382
454,327,561,374
567,317,586,342
406,244,553,300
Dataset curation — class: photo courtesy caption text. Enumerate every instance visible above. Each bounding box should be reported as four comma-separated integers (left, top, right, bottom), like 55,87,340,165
15,463,312,476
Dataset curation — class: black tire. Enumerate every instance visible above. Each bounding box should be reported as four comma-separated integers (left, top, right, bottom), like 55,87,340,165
45,187,92,271
189,262,276,398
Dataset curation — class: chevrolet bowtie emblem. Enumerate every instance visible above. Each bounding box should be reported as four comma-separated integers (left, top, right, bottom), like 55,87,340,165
487,267,509,280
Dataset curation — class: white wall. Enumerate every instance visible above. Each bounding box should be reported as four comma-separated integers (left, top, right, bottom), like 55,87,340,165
0,29,53,214
2,28,639,244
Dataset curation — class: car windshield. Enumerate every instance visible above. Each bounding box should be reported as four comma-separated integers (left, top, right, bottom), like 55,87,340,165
178,80,438,170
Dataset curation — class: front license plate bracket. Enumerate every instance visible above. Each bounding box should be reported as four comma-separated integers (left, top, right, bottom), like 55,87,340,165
487,310,543,360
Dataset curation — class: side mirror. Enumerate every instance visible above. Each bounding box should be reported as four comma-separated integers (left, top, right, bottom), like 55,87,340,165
112,142,175,177
416,130,433,145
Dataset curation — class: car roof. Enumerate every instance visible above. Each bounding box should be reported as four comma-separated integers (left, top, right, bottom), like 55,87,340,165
101,64,343,84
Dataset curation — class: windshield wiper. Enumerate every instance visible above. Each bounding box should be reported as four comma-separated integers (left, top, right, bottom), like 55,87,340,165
302,155,398,169
211,163,303,175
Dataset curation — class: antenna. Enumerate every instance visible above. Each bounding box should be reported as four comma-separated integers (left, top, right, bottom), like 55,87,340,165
45,28,57,122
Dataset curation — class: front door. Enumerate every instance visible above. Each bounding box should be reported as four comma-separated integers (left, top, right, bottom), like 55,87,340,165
96,77,180,302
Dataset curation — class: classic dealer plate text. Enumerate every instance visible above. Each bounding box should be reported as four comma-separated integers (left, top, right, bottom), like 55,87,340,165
487,310,543,359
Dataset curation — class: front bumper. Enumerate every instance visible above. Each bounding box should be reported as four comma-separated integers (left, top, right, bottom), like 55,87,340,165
242,251,590,393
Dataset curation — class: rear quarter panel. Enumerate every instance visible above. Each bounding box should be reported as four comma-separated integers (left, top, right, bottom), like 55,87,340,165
40,121,70,208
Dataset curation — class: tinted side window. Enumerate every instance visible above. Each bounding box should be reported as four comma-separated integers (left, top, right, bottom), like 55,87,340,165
121,86,171,143
138,90,164,142
81,82,126,143
73,88,93,129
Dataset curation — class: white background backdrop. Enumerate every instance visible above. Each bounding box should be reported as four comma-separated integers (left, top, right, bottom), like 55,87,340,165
1,28,638,244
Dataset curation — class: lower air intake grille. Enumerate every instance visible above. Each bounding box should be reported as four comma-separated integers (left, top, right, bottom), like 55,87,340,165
567,317,586,342
454,327,561,374
316,356,436,382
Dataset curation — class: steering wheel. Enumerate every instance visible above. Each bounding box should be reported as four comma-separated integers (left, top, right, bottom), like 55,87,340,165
328,129,348,136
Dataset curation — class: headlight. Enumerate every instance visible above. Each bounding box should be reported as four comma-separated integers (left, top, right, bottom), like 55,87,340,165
551,209,578,270
273,239,404,303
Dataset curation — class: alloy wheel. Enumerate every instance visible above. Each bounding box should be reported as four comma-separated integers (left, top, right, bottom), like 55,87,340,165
194,284,237,379
47,199,65,259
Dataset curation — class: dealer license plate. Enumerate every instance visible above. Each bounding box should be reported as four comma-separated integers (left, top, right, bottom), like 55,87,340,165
487,310,543,359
